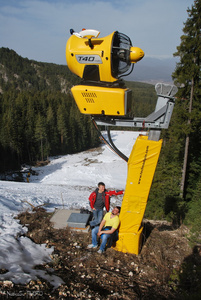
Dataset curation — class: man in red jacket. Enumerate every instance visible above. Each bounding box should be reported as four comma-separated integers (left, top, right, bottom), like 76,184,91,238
89,182,123,228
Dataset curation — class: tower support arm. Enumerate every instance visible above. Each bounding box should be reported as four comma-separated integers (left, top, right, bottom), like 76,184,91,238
94,98,175,129
94,83,177,130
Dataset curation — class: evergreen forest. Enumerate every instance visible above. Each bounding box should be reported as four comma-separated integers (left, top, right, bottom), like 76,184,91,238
0,48,100,171
0,0,200,245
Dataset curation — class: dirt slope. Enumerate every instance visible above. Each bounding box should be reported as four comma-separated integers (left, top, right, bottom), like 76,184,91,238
0,208,201,299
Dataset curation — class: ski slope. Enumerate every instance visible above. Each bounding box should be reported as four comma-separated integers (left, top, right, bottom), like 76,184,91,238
0,131,145,287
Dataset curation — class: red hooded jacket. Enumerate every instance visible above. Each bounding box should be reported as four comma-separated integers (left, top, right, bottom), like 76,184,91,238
89,188,123,212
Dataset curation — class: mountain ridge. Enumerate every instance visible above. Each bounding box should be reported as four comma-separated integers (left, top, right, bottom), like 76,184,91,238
0,47,177,89
0,47,79,93
127,56,177,84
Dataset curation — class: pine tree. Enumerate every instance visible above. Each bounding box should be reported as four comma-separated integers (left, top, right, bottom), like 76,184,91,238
185,177,201,245
35,114,47,161
172,0,201,199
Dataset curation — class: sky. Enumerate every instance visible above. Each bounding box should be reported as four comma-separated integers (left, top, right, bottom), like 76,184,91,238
0,0,194,65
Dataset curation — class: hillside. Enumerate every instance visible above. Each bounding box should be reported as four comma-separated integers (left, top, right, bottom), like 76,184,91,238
0,47,79,93
0,47,156,97
0,47,157,172
13,208,196,299
0,48,100,171
0,47,157,118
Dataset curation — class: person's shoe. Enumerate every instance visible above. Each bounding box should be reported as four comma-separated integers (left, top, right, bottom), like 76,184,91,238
87,244,98,249
97,249,103,254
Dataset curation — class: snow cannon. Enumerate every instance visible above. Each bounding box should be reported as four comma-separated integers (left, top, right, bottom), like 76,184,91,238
66,29,144,116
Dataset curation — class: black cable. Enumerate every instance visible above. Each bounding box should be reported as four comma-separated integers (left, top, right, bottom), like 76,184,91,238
91,118,128,162
107,127,128,162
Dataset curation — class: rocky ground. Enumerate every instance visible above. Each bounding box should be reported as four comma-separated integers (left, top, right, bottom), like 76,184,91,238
0,207,201,299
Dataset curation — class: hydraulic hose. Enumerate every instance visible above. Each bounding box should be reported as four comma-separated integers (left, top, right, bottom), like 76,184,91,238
91,118,128,162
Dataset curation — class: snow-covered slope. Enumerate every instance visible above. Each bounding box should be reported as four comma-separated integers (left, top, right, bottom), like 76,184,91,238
0,131,145,287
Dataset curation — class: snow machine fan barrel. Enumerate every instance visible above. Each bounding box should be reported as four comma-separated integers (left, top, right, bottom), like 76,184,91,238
111,32,144,78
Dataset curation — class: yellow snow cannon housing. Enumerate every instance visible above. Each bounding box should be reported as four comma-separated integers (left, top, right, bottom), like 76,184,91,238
71,84,132,116
66,29,144,116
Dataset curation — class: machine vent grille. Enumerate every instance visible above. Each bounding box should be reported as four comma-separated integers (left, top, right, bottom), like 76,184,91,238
81,92,97,98
85,98,95,103
82,92,97,103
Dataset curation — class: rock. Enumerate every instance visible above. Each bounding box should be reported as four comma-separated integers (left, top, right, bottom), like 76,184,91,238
3,281,13,288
